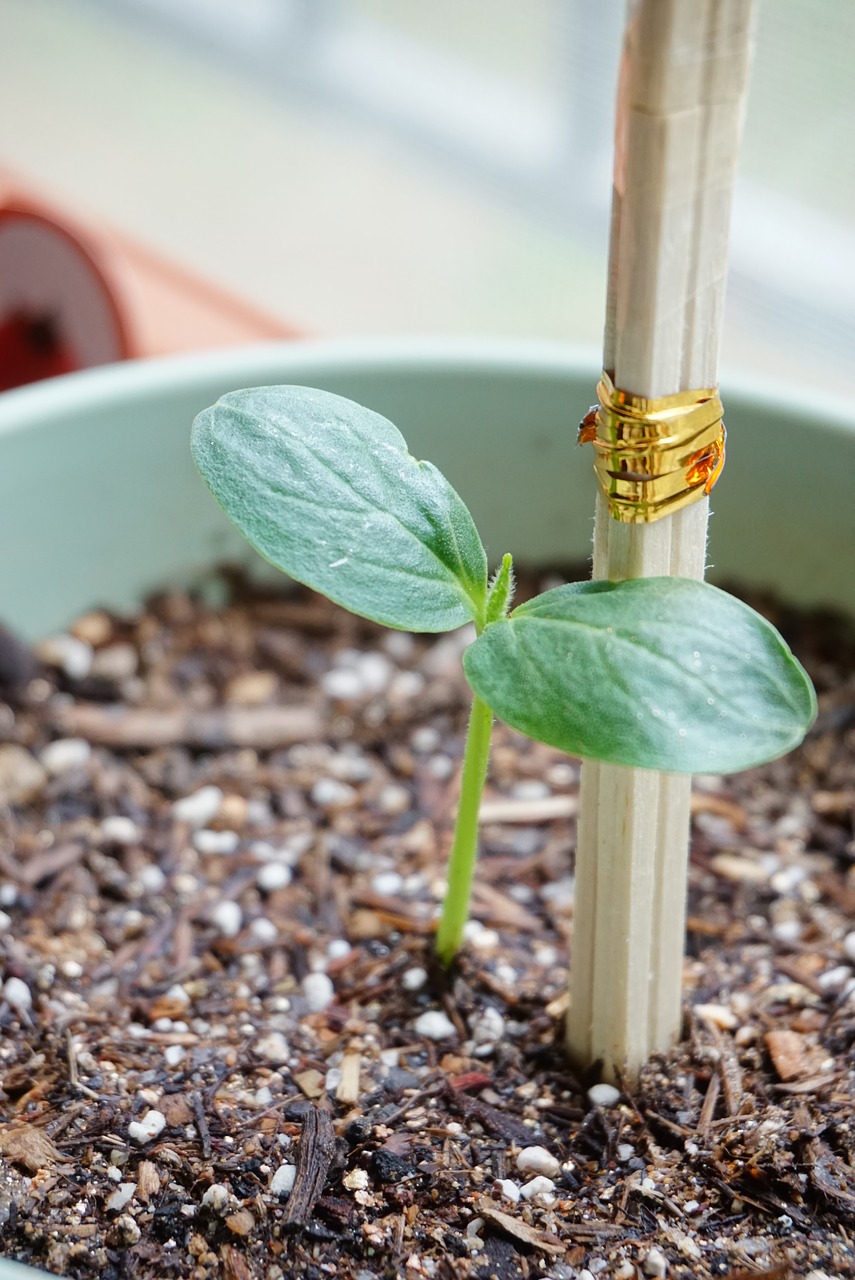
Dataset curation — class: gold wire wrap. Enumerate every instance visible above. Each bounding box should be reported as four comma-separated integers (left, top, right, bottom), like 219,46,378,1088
578,372,725,524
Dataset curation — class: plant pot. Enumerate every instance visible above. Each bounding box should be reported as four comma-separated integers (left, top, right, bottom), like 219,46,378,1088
0,337,853,645
0,340,852,1280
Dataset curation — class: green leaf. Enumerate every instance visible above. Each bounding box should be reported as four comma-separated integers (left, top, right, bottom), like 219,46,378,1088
192,386,488,632
463,578,816,774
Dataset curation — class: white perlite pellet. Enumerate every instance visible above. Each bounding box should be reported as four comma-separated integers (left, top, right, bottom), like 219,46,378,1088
372,871,404,896
41,738,91,775
194,828,239,855
497,1179,521,1203
516,1146,560,1178
100,815,141,845
211,901,243,938
249,917,278,944
302,972,335,1013
164,1045,185,1066
255,1031,289,1061
0,910,11,931
842,930,855,963
256,861,292,892
321,668,365,701
172,785,223,828
414,1010,457,1041
35,633,93,680
202,1184,231,1213
3,976,32,1012
402,967,428,992
270,1164,296,1197
519,1175,555,1202
588,1082,621,1108
128,1110,166,1145
138,865,166,893
311,777,358,809
642,1246,668,1277
105,1183,136,1213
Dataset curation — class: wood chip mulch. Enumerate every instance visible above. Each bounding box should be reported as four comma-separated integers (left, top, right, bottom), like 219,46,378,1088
0,570,853,1280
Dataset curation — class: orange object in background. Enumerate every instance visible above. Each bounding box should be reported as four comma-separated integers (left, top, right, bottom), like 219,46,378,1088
0,170,297,393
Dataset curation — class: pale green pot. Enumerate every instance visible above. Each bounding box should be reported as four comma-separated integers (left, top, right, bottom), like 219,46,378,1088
0,338,852,1278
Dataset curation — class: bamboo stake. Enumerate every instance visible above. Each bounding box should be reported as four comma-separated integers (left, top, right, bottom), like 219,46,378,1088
567,0,756,1080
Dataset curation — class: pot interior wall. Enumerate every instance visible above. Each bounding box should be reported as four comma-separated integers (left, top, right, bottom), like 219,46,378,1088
0,340,852,640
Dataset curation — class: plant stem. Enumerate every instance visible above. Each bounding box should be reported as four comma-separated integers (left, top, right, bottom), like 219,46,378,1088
435,691,493,967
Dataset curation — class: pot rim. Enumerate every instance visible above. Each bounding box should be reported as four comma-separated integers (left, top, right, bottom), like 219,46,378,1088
0,336,852,441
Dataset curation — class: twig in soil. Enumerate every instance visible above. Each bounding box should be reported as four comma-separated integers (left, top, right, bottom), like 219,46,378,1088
50,702,321,750
282,1105,336,1226
697,1073,721,1139
191,1090,212,1160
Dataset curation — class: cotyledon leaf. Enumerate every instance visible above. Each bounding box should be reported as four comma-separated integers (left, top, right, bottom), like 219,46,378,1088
463,578,816,774
192,385,488,632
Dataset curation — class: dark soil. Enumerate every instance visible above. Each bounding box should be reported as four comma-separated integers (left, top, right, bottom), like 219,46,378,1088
0,570,853,1280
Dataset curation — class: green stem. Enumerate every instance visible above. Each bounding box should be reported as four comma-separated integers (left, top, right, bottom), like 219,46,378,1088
435,691,494,967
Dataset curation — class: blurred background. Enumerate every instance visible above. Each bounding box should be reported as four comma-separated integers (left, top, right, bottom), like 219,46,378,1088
2,0,853,394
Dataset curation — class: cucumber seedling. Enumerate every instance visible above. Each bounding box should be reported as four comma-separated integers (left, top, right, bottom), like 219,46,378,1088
192,385,816,966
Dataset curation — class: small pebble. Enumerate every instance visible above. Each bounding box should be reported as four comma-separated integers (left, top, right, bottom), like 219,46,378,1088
327,938,351,960
497,1179,521,1203
90,642,138,682
402,967,427,992
376,784,411,815
35,633,93,680
302,971,335,1012
193,828,240,855
516,1146,560,1178
255,1031,289,1061
0,744,46,806
694,1002,738,1030
3,976,32,1012
256,861,293,892
617,1142,635,1161
164,1045,185,1066
842,931,855,964
519,1175,555,1202
270,1164,296,1197
225,669,277,704
388,670,424,702
211,901,243,937
40,737,91,775
642,1246,668,1277
128,1110,166,1145
100,815,141,845
172,785,223,828
255,1086,273,1107
311,777,358,809
588,1082,621,1108
414,1010,457,1041
0,910,11,931
71,609,113,646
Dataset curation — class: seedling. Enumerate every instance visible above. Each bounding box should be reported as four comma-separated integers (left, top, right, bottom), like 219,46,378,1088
192,385,816,967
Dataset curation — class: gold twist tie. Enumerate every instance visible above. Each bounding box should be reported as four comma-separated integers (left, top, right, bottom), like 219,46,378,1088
578,372,725,524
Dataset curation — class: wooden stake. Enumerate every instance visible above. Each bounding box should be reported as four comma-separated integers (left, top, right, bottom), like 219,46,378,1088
567,0,756,1080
